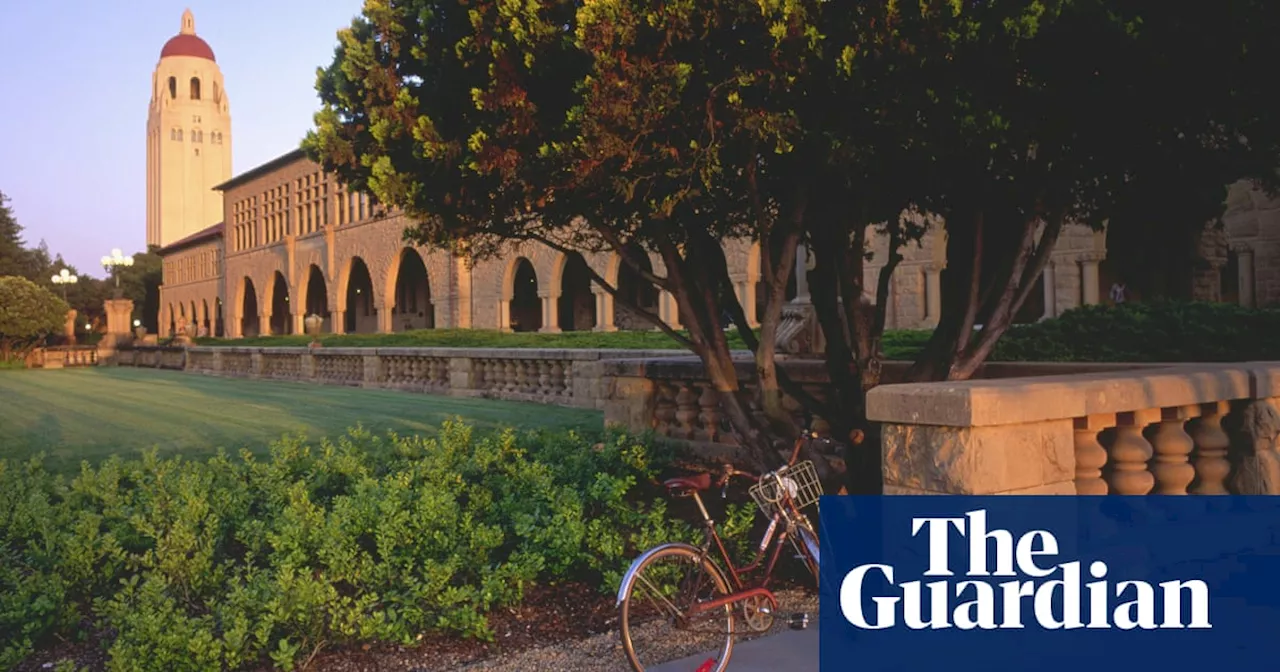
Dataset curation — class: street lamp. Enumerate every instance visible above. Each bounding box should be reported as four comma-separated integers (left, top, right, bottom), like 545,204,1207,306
50,268,77,301
101,248,134,293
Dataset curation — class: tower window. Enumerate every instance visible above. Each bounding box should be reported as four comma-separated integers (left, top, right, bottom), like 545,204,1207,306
190,77,201,100
168,76,177,99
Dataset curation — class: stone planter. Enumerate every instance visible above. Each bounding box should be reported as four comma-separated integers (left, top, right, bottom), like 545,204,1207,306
304,314,324,348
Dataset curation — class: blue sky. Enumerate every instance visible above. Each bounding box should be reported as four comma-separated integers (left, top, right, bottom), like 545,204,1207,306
0,0,367,277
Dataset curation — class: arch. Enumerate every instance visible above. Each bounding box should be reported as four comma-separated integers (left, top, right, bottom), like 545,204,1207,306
343,256,376,333
269,271,292,335
240,277,260,338
507,257,541,332
556,252,595,331
201,298,211,337
189,301,197,334
303,265,330,332
214,298,224,338
168,76,177,99
167,303,176,337
190,77,201,100
615,243,659,330
390,248,433,331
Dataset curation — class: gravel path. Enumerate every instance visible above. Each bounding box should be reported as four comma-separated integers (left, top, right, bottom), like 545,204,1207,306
453,588,818,672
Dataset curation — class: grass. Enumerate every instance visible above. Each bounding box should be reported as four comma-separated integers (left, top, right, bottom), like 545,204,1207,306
194,326,937,358
0,367,601,472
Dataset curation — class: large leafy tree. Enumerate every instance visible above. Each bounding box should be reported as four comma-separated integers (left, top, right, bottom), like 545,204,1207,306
0,276,69,360
307,0,1280,488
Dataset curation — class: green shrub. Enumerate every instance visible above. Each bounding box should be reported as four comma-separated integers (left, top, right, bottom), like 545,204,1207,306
0,421,705,671
990,301,1280,363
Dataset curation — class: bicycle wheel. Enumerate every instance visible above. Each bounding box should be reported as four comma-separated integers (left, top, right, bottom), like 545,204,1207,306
619,544,736,672
791,517,821,587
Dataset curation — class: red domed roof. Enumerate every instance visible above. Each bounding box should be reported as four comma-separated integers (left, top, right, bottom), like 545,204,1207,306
160,33,215,61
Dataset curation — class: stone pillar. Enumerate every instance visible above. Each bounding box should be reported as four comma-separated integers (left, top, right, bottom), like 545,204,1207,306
1080,257,1100,305
924,266,942,324
64,309,78,346
331,310,346,335
1238,247,1256,308
539,290,560,333
497,299,511,331
660,291,683,329
377,303,394,333
101,299,134,350
1041,262,1057,320
292,311,305,336
259,312,272,336
593,289,617,332
793,245,811,303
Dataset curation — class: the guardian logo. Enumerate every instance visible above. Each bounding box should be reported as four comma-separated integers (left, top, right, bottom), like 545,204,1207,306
840,509,1212,631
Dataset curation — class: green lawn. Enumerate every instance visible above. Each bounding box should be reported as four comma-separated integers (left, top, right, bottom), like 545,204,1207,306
0,367,601,471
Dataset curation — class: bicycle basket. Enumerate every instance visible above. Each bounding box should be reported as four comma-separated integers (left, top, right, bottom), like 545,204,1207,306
749,460,822,516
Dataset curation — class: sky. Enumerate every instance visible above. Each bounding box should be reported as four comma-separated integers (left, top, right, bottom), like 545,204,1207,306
0,0,368,279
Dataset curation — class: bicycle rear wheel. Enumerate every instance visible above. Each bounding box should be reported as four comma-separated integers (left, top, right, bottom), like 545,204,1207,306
619,545,736,672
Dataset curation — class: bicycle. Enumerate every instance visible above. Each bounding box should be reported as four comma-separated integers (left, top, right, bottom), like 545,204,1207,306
615,429,827,672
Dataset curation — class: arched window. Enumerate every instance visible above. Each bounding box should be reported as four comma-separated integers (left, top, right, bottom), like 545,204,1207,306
168,76,177,99
213,82,219,101
177,129,183,141
190,77,201,100
195,130,203,143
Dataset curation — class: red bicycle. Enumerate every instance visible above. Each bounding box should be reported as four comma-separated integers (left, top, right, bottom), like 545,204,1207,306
615,431,824,671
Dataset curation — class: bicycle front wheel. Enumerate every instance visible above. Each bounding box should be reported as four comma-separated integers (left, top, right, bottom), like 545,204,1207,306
619,545,736,672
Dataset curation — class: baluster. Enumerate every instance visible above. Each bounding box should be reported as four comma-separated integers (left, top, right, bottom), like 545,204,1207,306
537,360,551,397
675,383,700,440
1189,401,1231,494
550,361,566,397
1073,415,1112,495
1148,406,1197,495
654,383,677,435
698,386,721,443
1106,410,1156,495
504,360,517,394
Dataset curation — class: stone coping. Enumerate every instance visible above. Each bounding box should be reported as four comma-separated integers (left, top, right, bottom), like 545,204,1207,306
127,344,743,361
867,362,1280,428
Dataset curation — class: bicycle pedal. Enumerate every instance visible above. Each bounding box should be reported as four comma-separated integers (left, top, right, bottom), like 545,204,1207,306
789,612,810,630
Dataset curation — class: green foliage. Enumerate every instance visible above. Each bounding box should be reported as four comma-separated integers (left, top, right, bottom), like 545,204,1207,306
0,422,699,671
991,301,1280,363
0,276,69,359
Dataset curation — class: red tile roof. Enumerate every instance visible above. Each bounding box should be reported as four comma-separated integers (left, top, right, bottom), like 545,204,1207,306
156,222,224,257
160,34,215,62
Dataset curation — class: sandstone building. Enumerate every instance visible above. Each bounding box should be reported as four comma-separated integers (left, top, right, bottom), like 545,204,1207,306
154,11,1276,340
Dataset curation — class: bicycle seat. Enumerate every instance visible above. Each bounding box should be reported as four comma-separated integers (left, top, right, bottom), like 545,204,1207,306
663,472,712,494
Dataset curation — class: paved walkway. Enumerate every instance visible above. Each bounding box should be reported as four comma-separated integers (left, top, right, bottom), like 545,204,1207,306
649,628,818,672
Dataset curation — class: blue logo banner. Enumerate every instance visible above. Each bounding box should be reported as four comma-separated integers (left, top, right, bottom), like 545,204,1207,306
818,496,1280,671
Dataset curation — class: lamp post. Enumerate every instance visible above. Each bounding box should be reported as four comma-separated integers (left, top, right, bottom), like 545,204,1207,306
51,268,77,301
100,248,134,296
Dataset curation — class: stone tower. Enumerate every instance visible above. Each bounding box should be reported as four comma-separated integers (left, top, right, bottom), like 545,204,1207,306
146,8,232,248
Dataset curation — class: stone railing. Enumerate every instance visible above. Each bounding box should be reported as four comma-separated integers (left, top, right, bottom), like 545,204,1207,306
24,346,100,369
111,345,692,410
866,362,1280,495
600,356,1165,456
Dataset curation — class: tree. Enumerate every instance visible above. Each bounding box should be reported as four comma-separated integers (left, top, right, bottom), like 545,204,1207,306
306,0,1280,489
0,276,69,361
114,246,163,332
0,190,45,281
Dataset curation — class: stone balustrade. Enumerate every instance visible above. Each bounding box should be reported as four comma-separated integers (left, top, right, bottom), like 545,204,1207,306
25,346,100,369
110,345,689,410
866,362,1280,495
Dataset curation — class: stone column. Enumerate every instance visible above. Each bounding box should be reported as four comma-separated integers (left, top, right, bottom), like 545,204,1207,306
794,245,811,303
593,288,617,332
1041,262,1057,320
498,299,511,331
924,266,942,324
662,291,683,329
101,299,134,350
1080,257,1100,305
292,311,305,336
377,303,394,333
1238,247,1256,308
539,289,560,333
331,310,346,335
259,311,272,336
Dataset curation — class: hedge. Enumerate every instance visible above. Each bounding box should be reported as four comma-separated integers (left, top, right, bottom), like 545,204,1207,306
0,422,756,671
